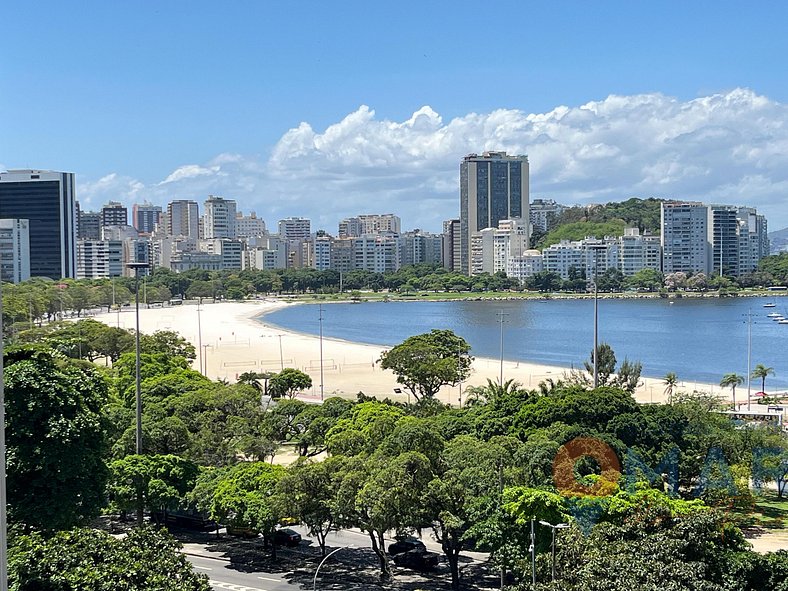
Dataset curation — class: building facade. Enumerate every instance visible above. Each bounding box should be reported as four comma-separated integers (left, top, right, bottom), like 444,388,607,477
661,202,710,275
132,201,162,234
204,196,237,239
0,169,77,279
0,218,31,283
460,151,529,274
167,200,200,238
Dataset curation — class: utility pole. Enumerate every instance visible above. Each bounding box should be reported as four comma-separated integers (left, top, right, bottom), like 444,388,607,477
197,301,203,374
746,310,753,411
496,310,509,385
319,304,324,400
593,279,599,388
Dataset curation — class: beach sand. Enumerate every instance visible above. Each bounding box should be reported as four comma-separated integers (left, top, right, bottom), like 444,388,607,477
93,299,720,405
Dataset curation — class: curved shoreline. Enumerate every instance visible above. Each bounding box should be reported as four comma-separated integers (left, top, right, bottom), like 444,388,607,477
91,299,724,406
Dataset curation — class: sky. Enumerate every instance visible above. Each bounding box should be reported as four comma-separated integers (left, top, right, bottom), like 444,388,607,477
3,1,788,232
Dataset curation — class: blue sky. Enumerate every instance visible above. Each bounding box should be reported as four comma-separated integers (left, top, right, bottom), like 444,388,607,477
3,1,788,232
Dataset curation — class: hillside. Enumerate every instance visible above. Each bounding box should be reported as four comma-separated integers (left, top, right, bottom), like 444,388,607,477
769,227,788,254
536,197,663,248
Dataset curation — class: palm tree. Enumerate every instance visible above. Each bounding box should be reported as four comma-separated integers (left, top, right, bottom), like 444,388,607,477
752,364,775,395
720,373,744,409
663,372,678,404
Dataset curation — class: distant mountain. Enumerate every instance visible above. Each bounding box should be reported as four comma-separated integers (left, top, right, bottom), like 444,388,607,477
769,227,788,254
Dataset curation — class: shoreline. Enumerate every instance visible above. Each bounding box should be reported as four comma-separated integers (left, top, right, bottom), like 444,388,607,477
92,299,724,405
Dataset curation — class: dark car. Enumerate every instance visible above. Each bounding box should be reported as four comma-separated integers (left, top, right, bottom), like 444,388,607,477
392,549,439,571
388,537,427,556
273,528,302,547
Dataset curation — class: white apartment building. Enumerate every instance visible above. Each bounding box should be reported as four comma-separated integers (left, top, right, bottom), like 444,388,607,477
353,233,400,273
76,240,123,278
0,218,31,283
235,211,266,238
243,235,288,270
339,214,401,238
204,196,237,239
662,202,710,274
278,217,311,241
529,198,564,232
199,238,243,270
470,219,529,276
618,228,661,276
708,205,769,277
312,235,332,270
507,250,543,283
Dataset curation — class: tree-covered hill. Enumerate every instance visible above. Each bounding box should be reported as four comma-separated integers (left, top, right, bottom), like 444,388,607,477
535,197,664,248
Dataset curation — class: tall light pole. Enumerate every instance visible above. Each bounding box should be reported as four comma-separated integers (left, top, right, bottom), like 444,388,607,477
202,344,210,377
592,279,599,388
197,300,204,374
746,310,753,411
277,334,284,371
539,520,570,583
127,261,148,526
318,304,324,400
529,518,536,588
0,279,8,591
313,545,354,590
496,310,508,385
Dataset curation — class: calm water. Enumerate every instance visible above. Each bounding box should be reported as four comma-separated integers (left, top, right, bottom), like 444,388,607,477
262,296,788,389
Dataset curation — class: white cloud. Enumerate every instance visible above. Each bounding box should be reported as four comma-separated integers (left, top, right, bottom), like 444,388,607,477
76,88,788,232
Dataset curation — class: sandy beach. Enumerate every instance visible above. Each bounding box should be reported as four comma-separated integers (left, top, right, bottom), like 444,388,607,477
93,299,720,405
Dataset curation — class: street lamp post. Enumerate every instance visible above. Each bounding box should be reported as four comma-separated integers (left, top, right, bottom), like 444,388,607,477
592,279,599,388
312,545,354,590
197,300,204,374
127,261,149,526
318,304,324,400
496,310,508,385
746,310,753,411
539,520,570,582
202,344,210,377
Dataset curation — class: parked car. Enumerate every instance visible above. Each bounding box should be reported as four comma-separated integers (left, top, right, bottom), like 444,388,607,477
392,549,439,571
273,528,302,547
388,537,427,556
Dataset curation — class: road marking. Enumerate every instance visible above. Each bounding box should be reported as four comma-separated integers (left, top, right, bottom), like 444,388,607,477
195,565,213,571
257,576,279,582
209,581,268,591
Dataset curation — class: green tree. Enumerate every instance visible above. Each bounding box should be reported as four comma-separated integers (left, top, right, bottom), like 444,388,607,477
268,367,313,399
752,363,775,393
720,373,744,409
140,330,197,361
108,454,200,523
5,347,109,531
9,526,210,590
625,268,664,292
379,329,473,401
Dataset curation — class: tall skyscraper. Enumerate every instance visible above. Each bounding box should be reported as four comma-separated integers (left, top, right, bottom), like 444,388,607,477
132,201,162,234
203,195,237,239
0,169,77,279
77,208,101,240
661,202,710,274
459,151,530,274
167,200,200,238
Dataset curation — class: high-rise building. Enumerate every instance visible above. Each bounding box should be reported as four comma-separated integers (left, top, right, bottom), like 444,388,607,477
101,201,128,228
235,211,266,238
400,230,443,267
76,240,123,278
661,202,710,275
0,169,77,279
204,195,237,239
278,217,311,241
708,205,770,277
442,219,461,271
460,151,529,274
132,201,162,234
529,198,564,233
0,219,31,283
77,209,101,240
167,200,200,238
339,214,401,237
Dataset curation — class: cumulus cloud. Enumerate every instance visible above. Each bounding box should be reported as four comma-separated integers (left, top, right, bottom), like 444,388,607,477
76,88,788,231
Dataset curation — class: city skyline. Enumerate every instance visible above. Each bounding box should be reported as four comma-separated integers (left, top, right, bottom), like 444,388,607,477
4,2,788,232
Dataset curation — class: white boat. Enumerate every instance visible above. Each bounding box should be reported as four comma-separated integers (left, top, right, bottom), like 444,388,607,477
773,316,785,321
764,303,777,308
780,320,788,325
768,312,782,317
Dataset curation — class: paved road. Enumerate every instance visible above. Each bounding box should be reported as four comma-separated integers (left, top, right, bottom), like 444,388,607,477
186,553,292,591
